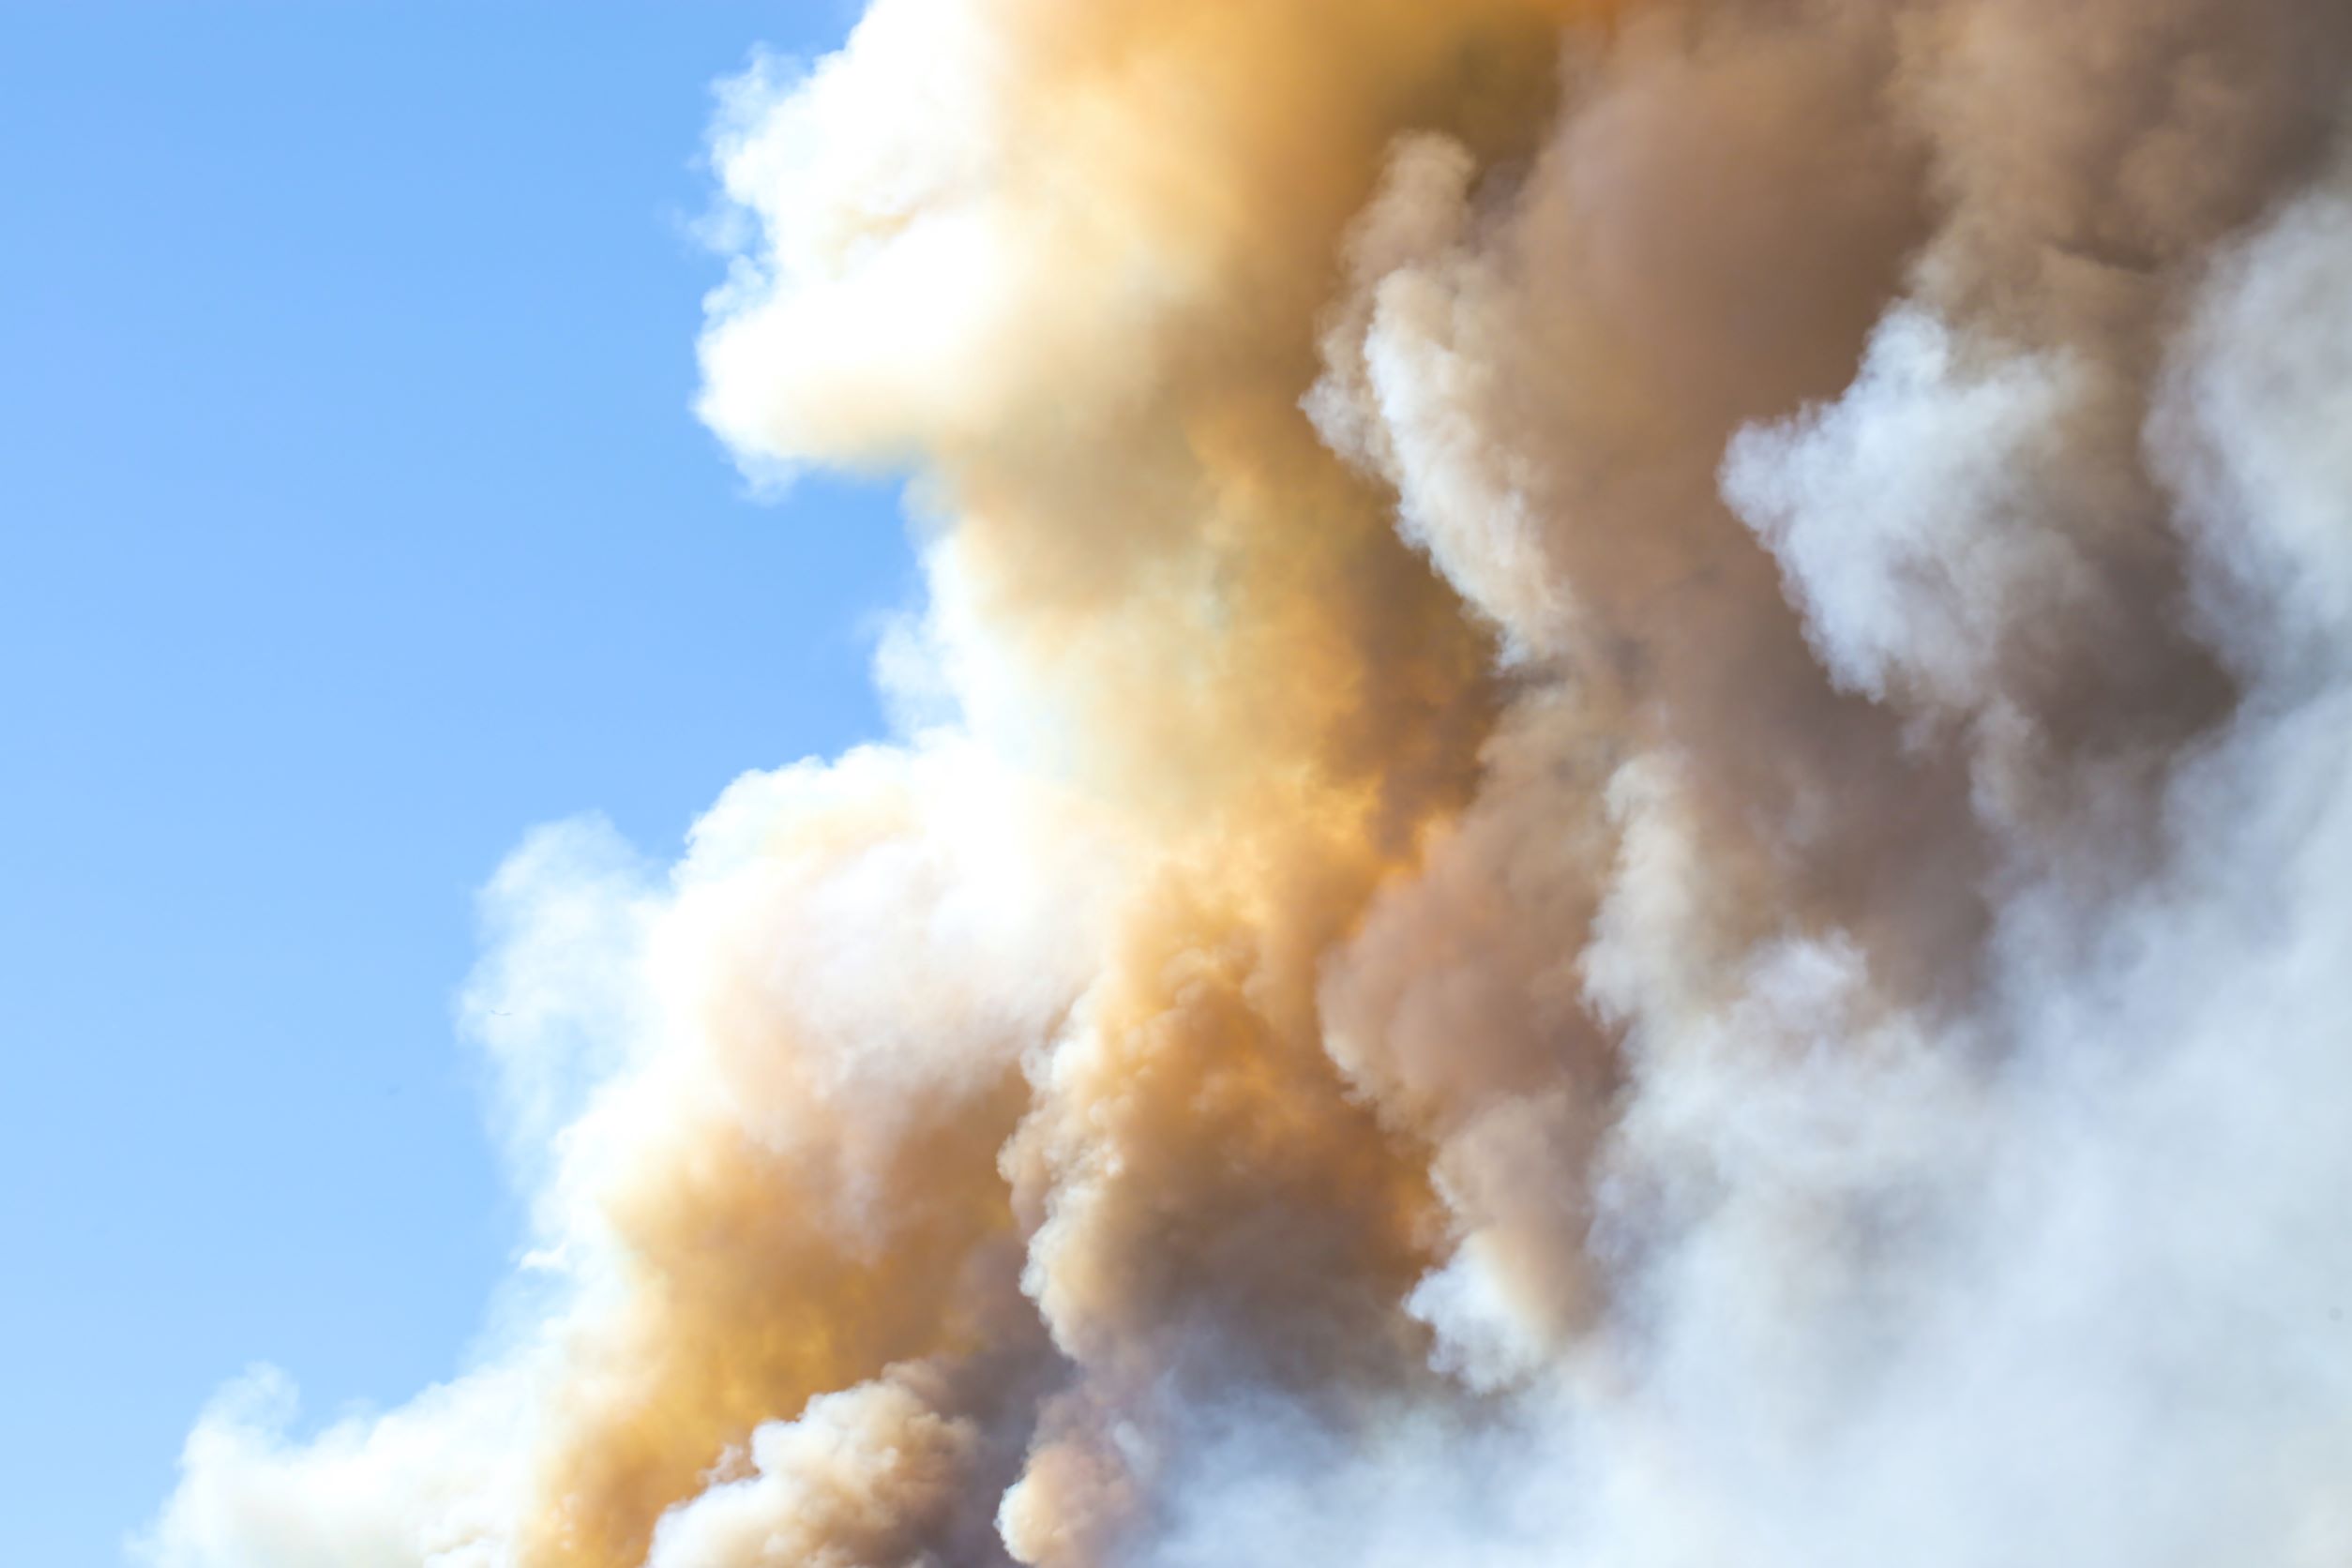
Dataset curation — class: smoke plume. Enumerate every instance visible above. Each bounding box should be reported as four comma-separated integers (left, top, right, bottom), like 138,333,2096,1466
145,2,2352,1564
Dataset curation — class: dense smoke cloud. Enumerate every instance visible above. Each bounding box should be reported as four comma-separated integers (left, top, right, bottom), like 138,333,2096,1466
145,1,2352,1564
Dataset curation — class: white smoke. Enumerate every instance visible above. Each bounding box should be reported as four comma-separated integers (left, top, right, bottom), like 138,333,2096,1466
143,4,2352,1566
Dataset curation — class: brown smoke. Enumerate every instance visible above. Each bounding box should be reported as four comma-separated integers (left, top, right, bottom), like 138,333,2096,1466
146,2,2352,1565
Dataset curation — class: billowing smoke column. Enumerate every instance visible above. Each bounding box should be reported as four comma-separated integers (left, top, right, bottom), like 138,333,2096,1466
146,1,2352,1564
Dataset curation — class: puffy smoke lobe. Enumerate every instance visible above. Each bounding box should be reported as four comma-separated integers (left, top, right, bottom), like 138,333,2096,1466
144,2,2352,1565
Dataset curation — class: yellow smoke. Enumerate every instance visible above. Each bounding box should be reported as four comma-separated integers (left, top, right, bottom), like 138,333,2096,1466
535,6,1618,1562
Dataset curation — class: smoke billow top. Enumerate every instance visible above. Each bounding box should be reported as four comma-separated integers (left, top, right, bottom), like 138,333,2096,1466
146,2,2352,1564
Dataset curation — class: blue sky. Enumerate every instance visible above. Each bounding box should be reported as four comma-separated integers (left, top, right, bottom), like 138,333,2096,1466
0,7,897,1561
